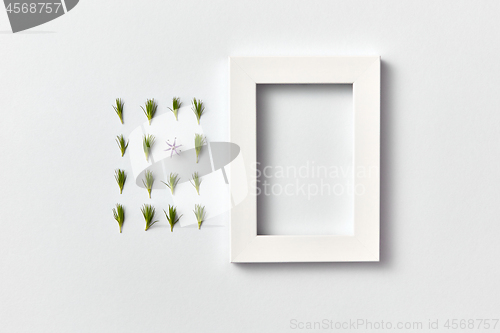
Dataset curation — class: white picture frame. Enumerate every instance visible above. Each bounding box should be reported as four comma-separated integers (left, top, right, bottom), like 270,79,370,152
229,57,380,263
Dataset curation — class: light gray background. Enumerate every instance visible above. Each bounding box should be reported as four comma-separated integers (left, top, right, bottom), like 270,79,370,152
256,84,354,236
1,1,499,332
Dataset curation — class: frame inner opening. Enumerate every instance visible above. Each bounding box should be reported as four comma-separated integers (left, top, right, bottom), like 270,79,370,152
256,84,354,236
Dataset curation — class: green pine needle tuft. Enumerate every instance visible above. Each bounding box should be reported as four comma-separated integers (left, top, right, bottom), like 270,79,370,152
141,204,158,231
142,170,154,199
116,134,129,157
143,134,155,161
190,172,202,195
194,133,206,163
112,204,125,233
114,169,127,194
162,172,180,195
191,98,205,124
168,97,182,121
113,98,124,124
164,205,182,232
141,99,158,125
193,204,206,230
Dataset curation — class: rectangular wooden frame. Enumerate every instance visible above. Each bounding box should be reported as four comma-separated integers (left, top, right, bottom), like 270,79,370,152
230,56,380,263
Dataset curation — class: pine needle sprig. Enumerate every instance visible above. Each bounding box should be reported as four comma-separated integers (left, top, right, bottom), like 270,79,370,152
164,205,182,232
142,170,155,199
112,204,125,233
190,172,202,195
143,134,155,161
116,134,129,157
168,97,182,121
114,169,127,194
141,99,158,125
191,98,205,124
194,133,206,163
193,204,206,230
141,204,158,231
113,98,124,124
162,172,180,195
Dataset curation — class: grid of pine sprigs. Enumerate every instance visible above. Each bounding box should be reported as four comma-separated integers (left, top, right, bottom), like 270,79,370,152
112,97,207,233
